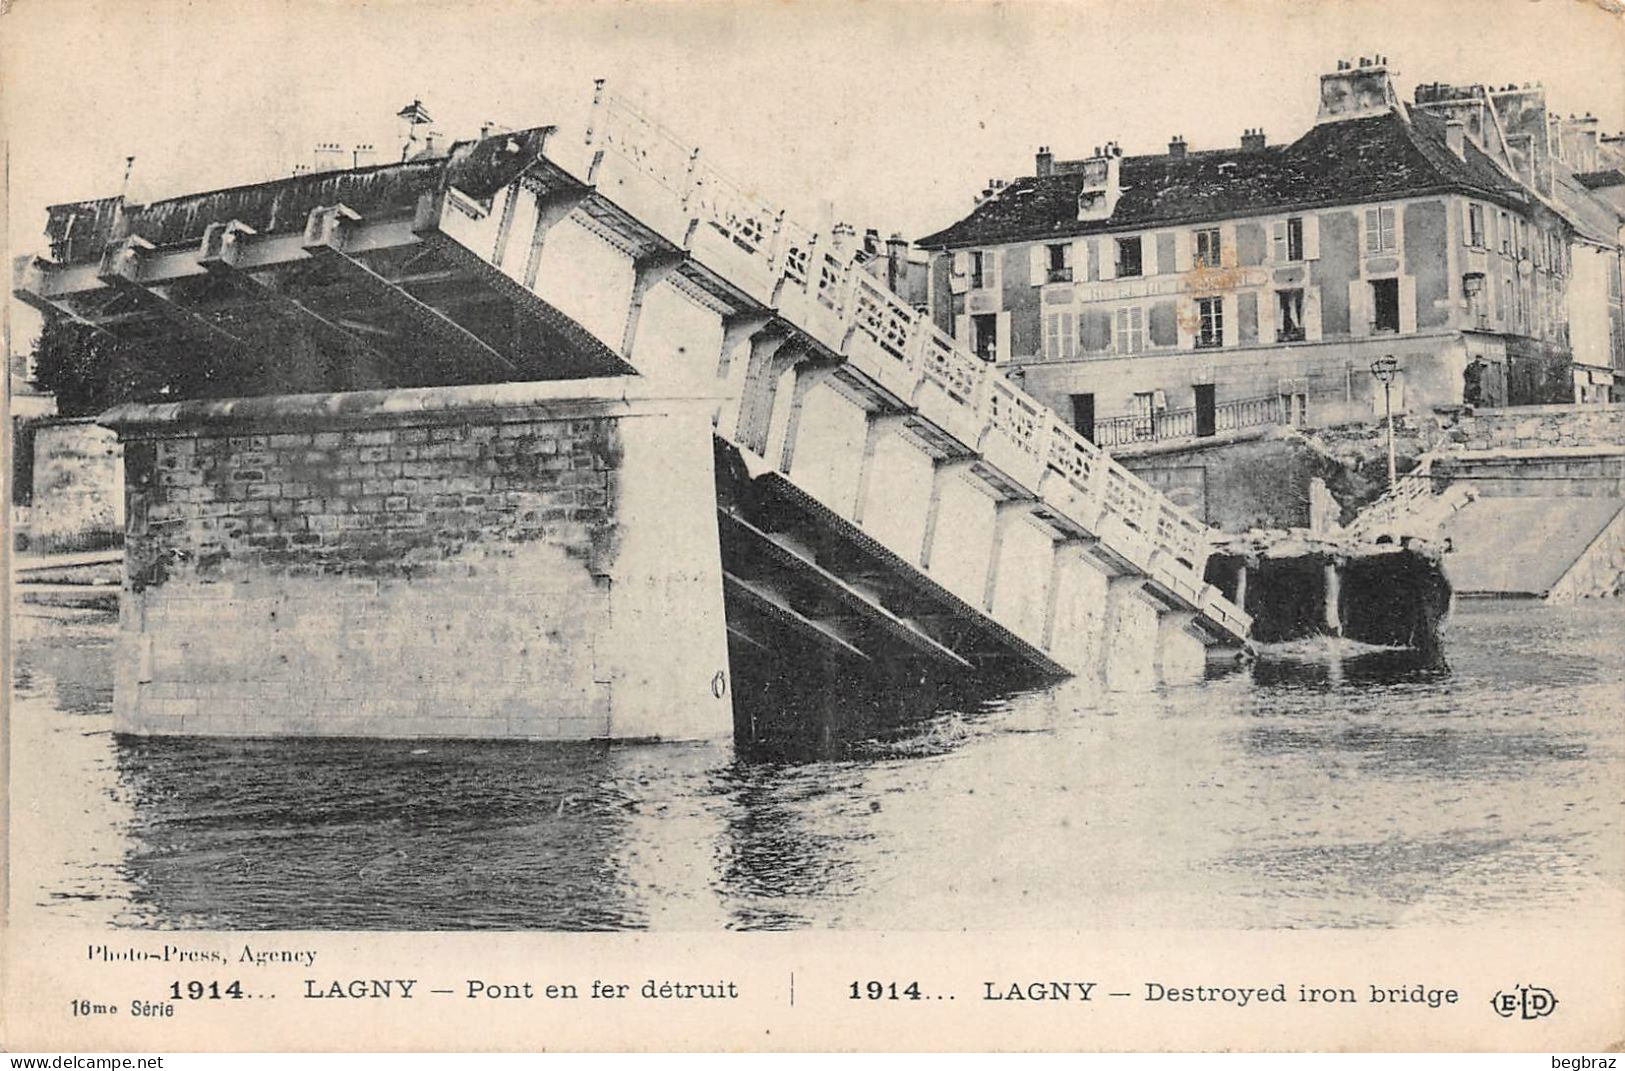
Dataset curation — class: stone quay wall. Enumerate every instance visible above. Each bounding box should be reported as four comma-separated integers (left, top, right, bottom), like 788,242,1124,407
102,380,733,742
1441,403,1625,451
16,417,125,552
1429,404,1625,498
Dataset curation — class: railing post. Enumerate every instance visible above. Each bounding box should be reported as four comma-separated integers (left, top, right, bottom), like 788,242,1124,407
585,78,606,146
765,209,787,277
902,315,928,383
679,147,702,209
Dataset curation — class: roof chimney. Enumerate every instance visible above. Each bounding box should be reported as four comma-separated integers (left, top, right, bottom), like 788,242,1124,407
1317,55,1399,125
885,232,908,294
1240,128,1266,152
1168,135,1187,159
1444,118,1466,159
313,142,346,173
1036,145,1054,177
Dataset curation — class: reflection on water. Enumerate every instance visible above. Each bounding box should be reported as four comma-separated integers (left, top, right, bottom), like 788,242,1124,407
10,601,1623,930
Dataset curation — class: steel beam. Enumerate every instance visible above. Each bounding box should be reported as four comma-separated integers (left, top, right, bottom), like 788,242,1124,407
301,204,516,375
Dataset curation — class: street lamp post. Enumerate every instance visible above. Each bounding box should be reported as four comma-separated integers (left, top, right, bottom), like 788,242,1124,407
1370,355,1400,488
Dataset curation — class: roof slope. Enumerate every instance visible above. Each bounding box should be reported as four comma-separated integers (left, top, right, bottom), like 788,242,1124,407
917,107,1527,249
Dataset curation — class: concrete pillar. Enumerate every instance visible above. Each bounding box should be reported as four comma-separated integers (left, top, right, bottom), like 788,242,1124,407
731,333,798,455
620,252,685,359
771,361,838,475
1323,561,1344,636
919,457,979,570
851,411,912,524
1044,546,1114,682
521,189,591,290
1041,539,1093,652
713,314,774,437
1100,575,1158,692
1155,610,1205,686
100,379,733,743
983,498,1032,612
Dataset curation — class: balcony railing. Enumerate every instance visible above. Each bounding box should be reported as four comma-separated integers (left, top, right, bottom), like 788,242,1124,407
582,83,1238,604
1089,395,1287,450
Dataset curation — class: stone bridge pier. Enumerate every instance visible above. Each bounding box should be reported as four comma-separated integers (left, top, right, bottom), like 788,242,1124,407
101,382,736,741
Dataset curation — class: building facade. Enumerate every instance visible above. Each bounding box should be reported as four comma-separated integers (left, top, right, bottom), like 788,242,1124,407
916,58,1625,446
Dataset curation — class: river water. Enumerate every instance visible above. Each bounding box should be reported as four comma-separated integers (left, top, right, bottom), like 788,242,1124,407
9,600,1623,931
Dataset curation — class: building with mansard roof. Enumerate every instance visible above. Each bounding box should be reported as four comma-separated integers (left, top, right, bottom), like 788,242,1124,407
914,57,1625,449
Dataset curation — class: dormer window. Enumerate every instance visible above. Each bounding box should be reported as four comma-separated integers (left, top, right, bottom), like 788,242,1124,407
1075,145,1123,221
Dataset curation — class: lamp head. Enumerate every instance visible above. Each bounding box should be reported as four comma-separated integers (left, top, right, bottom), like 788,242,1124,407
1370,355,1400,383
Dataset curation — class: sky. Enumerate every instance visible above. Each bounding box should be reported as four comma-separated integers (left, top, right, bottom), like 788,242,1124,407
4,0,1623,350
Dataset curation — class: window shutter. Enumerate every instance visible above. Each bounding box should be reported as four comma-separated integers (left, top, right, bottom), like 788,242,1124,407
1348,280,1369,337
950,251,970,295
1220,222,1238,268
955,313,971,344
1461,202,1473,246
1099,242,1117,281
1071,239,1091,280
1272,221,1287,263
1258,288,1276,343
1399,275,1417,334
1305,287,1323,341
1029,245,1047,285
1302,215,1320,260
1174,231,1193,272
987,249,1002,293
1221,294,1237,347
995,311,1012,363
1143,233,1158,276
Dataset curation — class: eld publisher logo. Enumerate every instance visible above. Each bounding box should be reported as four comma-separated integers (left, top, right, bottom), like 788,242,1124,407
1492,985,1558,1020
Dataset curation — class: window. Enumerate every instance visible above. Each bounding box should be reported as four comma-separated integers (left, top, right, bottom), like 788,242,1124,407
1273,217,1304,263
972,313,998,362
1364,206,1396,253
970,251,989,289
1044,309,1077,359
1463,273,1488,328
1498,212,1511,255
1194,228,1222,268
1046,243,1072,283
1276,289,1305,342
1467,203,1486,248
1131,391,1158,438
1196,297,1223,348
1114,306,1145,354
1516,218,1528,259
1371,278,1399,333
1115,236,1143,277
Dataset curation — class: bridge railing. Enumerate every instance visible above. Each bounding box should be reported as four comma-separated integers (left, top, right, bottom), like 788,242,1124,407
585,84,1219,585
1092,394,1285,450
